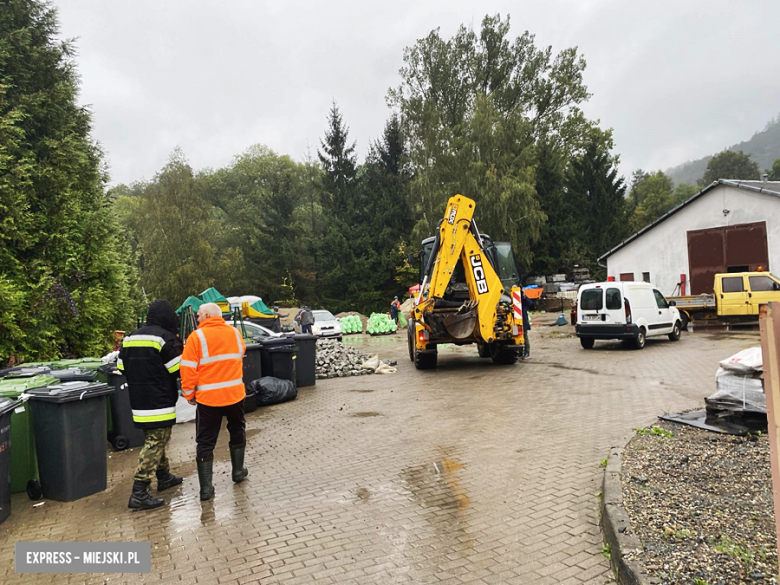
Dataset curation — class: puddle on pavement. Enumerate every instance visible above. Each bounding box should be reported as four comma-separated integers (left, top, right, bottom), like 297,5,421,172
544,362,600,375
355,487,371,502
246,428,261,439
350,389,375,393
351,411,382,417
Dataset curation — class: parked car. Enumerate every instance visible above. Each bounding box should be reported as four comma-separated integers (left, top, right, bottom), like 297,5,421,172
575,281,682,350
225,319,284,341
294,309,342,341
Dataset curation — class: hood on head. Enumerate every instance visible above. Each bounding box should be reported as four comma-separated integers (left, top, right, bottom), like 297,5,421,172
146,300,179,334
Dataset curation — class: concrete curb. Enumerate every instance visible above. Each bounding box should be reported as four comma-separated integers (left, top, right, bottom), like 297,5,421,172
600,441,652,585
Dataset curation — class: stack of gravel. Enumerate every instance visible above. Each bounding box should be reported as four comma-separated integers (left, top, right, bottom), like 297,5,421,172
315,338,374,379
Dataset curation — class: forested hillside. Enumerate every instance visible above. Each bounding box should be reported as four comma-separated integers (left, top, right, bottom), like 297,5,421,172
667,116,780,185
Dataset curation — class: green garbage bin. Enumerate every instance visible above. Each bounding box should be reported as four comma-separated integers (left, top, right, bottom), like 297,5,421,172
0,397,16,524
0,375,56,500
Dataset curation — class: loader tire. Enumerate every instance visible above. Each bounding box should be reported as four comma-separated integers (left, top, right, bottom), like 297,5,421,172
490,343,519,365
414,349,437,370
477,343,491,358
407,324,415,362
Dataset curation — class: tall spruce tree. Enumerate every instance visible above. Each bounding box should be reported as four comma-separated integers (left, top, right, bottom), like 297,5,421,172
565,136,627,274
317,102,360,311
0,0,139,363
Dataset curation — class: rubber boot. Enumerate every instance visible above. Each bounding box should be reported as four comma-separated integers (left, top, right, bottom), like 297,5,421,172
156,469,183,492
128,480,165,510
197,457,215,501
229,443,249,483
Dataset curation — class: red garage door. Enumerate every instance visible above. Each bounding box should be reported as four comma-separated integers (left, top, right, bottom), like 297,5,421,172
687,222,768,294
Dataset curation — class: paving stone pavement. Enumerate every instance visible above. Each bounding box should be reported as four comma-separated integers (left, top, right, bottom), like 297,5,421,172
0,324,761,584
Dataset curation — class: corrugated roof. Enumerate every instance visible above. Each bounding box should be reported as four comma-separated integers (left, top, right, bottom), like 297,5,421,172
598,179,780,261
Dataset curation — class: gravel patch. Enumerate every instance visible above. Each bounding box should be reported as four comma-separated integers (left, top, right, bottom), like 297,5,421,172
315,338,374,379
622,421,777,585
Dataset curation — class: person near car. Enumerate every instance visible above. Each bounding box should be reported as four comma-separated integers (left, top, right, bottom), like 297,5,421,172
118,300,184,510
390,296,402,324
521,291,533,359
181,302,249,501
300,306,314,334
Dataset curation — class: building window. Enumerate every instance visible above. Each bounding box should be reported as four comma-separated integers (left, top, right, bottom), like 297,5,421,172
642,272,651,283
619,273,634,282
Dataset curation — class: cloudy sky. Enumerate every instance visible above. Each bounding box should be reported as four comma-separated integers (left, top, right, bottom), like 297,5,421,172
55,0,779,186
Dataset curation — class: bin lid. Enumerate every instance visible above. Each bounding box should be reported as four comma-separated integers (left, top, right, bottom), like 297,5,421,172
49,358,105,370
4,366,53,378
291,334,318,341
25,381,113,403
0,374,59,395
261,337,296,348
0,397,16,418
49,368,98,382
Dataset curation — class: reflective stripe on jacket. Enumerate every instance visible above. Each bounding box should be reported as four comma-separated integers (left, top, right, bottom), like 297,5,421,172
180,317,246,407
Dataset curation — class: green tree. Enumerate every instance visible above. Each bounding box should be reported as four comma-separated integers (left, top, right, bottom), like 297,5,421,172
388,14,593,266
766,157,780,181
120,149,242,306
0,0,139,363
629,171,674,231
671,183,698,206
317,103,361,311
699,150,760,186
565,134,627,272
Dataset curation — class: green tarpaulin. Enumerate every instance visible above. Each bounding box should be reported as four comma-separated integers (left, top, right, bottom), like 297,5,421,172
249,299,274,316
176,296,204,314
198,287,228,304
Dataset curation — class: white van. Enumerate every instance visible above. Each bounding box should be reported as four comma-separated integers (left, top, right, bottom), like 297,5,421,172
575,281,682,350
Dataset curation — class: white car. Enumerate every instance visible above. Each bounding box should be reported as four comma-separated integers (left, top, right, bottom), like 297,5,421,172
224,319,284,340
294,309,342,340
575,281,682,350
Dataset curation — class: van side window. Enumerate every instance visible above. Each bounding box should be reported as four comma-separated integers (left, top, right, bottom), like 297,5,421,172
748,276,780,292
653,290,668,309
721,277,744,293
605,288,622,310
580,289,603,310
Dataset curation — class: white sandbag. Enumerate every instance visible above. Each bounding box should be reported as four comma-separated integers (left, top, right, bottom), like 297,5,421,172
375,364,397,375
705,368,765,413
360,355,380,371
719,346,763,373
175,395,196,423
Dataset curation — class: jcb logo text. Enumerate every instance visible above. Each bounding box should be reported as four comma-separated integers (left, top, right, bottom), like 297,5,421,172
470,255,489,294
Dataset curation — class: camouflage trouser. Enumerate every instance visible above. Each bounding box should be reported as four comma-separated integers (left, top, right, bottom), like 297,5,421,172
133,427,172,482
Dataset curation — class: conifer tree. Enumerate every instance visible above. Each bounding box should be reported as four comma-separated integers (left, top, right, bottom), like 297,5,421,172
0,0,139,363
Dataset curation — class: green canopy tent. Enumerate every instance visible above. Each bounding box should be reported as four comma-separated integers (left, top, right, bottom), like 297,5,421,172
176,296,204,314
243,299,281,332
198,287,230,314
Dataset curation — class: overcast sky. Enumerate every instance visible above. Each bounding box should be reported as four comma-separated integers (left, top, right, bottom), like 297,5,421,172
55,0,780,186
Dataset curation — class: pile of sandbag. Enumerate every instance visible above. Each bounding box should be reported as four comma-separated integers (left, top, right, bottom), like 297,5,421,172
367,312,397,335
705,347,765,414
340,315,363,334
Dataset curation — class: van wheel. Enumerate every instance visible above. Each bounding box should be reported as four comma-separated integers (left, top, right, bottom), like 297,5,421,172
580,337,595,350
680,313,690,332
634,328,646,350
668,322,681,341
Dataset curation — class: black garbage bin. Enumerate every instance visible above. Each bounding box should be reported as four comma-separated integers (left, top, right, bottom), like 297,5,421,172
26,381,114,502
243,344,263,413
98,365,145,451
259,338,297,386
290,334,317,387
0,397,15,525
49,368,98,382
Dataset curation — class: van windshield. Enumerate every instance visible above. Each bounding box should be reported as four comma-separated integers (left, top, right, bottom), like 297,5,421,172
580,289,603,310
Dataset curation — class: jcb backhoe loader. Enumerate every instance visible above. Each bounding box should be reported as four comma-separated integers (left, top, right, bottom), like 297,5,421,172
408,194,525,369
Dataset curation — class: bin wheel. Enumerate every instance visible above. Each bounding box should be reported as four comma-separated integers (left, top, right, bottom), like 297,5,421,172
113,435,129,451
27,480,42,501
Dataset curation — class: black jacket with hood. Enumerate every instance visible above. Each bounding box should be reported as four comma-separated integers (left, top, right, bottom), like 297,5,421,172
118,300,183,429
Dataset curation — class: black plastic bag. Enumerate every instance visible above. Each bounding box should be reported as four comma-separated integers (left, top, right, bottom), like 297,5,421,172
250,376,297,406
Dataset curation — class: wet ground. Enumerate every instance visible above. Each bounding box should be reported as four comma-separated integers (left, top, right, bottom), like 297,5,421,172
0,315,762,584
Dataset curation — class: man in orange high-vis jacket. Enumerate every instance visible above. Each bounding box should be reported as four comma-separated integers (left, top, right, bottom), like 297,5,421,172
181,303,248,501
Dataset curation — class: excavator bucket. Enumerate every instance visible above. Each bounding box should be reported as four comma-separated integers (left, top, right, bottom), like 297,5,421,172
443,300,478,339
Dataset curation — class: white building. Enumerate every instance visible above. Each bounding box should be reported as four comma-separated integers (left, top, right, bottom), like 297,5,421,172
600,180,780,296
